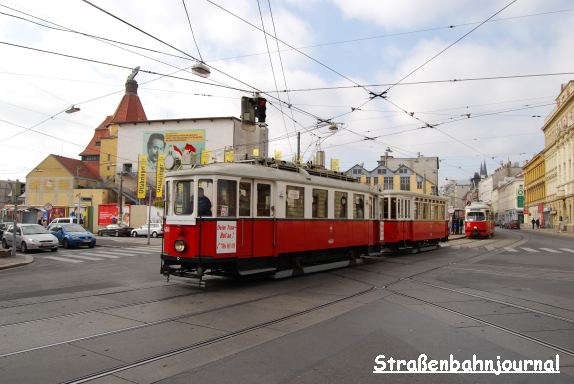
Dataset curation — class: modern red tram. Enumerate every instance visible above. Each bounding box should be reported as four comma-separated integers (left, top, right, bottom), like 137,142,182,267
464,202,495,238
160,160,449,279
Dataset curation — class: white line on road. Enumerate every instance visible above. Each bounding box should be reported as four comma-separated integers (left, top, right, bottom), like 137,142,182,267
539,248,561,253
95,250,139,257
79,253,119,259
520,247,539,253
503,247,518,252
65,255,104,261
44,256,83,263
560,248,574,253
485,245,497,251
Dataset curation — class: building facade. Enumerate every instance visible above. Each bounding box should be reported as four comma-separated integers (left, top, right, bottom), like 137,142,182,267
523,151,546,226
543,80,574,230
346,161,437,195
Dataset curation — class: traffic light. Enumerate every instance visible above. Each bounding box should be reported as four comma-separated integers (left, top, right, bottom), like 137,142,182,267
256,97,267,123
241,96,255,124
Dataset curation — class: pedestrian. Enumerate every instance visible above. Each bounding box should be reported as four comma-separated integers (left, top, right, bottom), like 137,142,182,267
454,218,459,234
559,215,564,232
535,218,540,229
531,218,535,229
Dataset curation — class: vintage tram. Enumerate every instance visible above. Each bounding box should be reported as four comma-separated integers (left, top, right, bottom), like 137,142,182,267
464,201,495,238
160,160,449,280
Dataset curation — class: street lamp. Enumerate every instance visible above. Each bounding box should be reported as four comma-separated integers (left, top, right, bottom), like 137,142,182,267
65,105,81,114
191,62,211,78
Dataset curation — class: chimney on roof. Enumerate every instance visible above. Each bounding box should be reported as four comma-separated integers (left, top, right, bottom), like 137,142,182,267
125,66,140,96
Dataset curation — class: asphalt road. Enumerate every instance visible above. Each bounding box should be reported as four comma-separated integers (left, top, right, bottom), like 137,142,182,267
0,229,573,383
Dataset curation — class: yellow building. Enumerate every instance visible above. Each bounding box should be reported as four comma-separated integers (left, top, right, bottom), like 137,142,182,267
542,80,574,230
351,163,437,195
25,155,112,231
523,151,545,225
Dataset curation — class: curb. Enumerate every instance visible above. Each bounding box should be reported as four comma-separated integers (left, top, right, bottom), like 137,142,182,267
0,255,35,270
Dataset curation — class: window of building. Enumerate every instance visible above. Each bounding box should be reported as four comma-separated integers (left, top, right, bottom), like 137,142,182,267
335,191,348,219
399,167,408,174
383,176,393,190
239,181,251,217
286,185,305,218
123,163,132,173
416,176,423,189
400,176,410,191
217,179,237,217
312,189,328,218
377,168,385,175
257,183,271,217
95,141,101,147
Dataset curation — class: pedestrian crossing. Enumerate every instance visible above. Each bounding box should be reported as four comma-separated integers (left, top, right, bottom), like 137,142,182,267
43,246,162,264
441,242,574,254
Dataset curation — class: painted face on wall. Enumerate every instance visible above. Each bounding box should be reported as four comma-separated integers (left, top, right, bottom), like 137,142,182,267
148,138,165,163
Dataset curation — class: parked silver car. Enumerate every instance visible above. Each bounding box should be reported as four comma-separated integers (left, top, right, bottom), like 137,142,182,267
131,223,163,238
2,224,59,252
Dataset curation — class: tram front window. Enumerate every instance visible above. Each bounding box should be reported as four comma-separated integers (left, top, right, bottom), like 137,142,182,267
466,212,485,222
174,180,194,215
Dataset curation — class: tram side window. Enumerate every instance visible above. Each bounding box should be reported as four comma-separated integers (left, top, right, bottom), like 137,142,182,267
353,194,364,219
405,199,411,219
390,197,397,219
369,196,375,219
257,183,271,216
335,191,348,219
217,179,237,217
174,180,194,215
286,185,305,218
312,189,328,218
239,182,251,216
198,179,213,217
383,197,389,219
165,181,170,215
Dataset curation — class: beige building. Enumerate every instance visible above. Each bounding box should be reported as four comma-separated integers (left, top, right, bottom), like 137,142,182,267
542,80,574,230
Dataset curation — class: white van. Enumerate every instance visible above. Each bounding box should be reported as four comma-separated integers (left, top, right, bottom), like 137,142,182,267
48,217,84,226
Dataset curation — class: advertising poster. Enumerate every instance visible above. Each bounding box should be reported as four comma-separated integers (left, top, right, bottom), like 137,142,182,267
156,153,165,198
98,204,131,226
137,154,147,199
142,130,205,171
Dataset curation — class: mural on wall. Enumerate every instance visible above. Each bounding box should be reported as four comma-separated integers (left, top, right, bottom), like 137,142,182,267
143,130,205,170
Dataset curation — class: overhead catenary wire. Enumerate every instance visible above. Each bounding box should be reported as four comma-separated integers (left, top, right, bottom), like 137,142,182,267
181,0,204,63
256,0,292,154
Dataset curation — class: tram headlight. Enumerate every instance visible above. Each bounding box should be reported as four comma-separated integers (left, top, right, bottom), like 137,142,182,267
174,240,186,253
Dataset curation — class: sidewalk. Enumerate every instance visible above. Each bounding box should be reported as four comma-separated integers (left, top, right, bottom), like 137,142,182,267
0,251,34,270
520,226,574,238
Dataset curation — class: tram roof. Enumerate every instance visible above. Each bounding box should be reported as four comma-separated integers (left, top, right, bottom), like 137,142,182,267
167,162,373,192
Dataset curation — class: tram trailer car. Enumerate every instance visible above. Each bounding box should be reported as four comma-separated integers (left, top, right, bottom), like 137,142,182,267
379,191,449,252
464,202,495,238
161,162,379,279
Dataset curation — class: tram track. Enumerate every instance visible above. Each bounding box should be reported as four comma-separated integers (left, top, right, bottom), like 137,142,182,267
385,287,574,358
58,286,376,384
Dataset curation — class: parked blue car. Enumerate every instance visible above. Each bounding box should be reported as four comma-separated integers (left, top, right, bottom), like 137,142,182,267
48,223,96,248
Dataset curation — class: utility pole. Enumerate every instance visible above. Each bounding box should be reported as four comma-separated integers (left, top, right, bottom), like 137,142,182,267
11,179,19,257
297,132,301,164
147,187,152,245
118,169,123,224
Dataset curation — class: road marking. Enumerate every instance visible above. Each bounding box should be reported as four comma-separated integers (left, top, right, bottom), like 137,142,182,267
44,256,83,263
560,248,574,253
539,248,561,253
520,247,539,253
80,253,119,259
123,248,154,253
66,254,104,261
485,245,497,251
95,250,139,257
503,247,518,252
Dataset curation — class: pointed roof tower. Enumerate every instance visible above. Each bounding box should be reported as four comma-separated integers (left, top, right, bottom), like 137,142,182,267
480,160,488,178
79,67,148,178
110,66,147,123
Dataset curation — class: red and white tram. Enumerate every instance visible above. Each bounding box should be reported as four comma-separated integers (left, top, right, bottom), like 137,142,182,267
464,202,495,238
160,161,449,280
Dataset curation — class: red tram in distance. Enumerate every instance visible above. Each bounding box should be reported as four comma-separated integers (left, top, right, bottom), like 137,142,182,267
464,202,495,238
160,160,449,280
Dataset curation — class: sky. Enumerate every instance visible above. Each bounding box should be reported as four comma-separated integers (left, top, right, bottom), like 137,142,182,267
1,0,573,186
